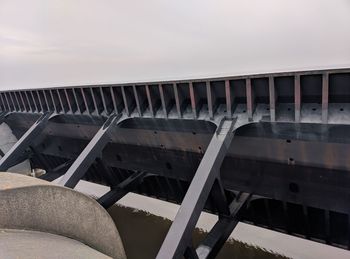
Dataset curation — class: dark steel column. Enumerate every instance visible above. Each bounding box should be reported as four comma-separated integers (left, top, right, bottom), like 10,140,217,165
58,113,122,188
156,118,235,259
0,112,51,171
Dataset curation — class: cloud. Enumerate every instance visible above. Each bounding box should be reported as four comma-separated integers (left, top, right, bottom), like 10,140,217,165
0,0,349,90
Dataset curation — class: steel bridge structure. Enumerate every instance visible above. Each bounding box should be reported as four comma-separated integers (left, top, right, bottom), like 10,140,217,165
0,67,350,258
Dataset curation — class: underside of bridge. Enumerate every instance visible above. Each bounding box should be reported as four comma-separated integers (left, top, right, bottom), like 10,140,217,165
0,68,350,258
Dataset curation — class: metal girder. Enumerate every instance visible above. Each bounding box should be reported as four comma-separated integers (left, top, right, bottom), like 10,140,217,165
0,112,51,171
196,192,251,259
58,113,122,188
97,171,145,209
156,118,235,259
1,68,349,127
39,160,74,181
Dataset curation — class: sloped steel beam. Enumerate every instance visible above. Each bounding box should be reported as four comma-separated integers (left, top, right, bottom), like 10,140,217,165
97,171,145,209
156,118,235,259
0,112,51,171
39,160,74,182
196,192,251,259
59,113,122,188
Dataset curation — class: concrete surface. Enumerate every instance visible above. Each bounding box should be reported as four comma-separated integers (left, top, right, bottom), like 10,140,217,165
70,178,350,259
0,122,31,174
0,172,126,259
0,229,112,259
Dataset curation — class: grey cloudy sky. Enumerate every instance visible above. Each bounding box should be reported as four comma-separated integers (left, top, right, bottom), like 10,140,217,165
0,0,350,90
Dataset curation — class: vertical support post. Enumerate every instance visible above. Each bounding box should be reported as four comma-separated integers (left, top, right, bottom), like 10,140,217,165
173,83,183,118
294,75,301,122
206,81,215,120
225,80,233,117
159,84,169,118
189,82,199,119
58,113,122,188
246,78,254,120
146,85,156,117
121,86,132,116
133,85,142,116
156,119,235,259
0,112,52,171
269,76,276,122
322,73,329,124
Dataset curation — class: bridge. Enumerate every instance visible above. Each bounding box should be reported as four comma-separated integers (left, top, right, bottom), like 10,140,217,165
0,67,350,258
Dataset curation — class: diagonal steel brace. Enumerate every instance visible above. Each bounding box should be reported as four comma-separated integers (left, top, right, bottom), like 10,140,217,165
0,112,52,171
156,118,236,259
59,113,122,188
97,171,146,209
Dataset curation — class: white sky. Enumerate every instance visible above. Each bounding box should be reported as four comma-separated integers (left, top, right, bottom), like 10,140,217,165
0,0,350,90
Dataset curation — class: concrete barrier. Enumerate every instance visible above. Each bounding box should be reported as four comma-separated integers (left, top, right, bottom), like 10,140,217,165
0,172,126,259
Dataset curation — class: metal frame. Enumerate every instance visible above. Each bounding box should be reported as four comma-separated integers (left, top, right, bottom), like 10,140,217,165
196,192,251,259
97,171,145,209
156,119,238,259
0,112,51,171
1,68,350,255
0,68,349,127
58,113,122,188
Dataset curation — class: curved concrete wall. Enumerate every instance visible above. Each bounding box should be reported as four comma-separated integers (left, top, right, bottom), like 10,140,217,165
0,173,126,259
0,123,31,174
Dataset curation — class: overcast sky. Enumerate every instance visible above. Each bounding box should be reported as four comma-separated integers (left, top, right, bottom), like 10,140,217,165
0,0,350,90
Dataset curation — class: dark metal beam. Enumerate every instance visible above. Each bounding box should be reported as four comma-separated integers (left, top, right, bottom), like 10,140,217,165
197,218,238,259
210,178,230,216
156,118,235,259
97,171,145,209
39,160,74,181
196,192,251,259
95,158,119,187
184,246,199,259
0,112,51,171
58,113,122,188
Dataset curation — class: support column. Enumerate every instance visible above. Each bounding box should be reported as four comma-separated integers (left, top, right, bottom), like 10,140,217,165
0,112,51,171
58,113,122,188
156,118,235,259
196,192,251,259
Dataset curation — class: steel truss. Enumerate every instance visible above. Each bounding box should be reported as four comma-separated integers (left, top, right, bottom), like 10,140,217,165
157,119,250,259
2,67,350,255
58,113,122,188
0,112,52,171
0,112,146,210
0,113,251,258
